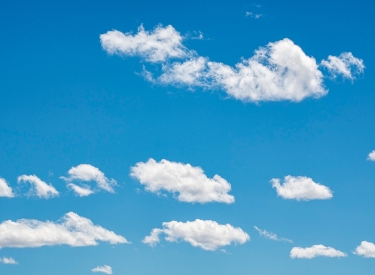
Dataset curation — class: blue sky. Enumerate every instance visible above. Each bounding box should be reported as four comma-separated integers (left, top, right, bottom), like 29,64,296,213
0,0,375,274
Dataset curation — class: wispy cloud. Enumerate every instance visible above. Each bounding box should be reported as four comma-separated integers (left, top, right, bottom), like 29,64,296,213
0,257,18,265
17,175,59,199
321,52,365,80
254,226,292,242
245,12,263,19
0,178,14,198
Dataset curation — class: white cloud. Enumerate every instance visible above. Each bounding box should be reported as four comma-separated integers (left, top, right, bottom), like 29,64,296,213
290,245,347,259
92,265,113,274
100,25,189,62
17,175,59,199
270,175,333,201
143,219,249,250
253,226,292,243
130,158,234,204
367,150,375,161
0,178,14,198
0,212,128,248
354,241,375,258
246,12,263,18
61,164,116,194
0,257,18,265
321,52,364,80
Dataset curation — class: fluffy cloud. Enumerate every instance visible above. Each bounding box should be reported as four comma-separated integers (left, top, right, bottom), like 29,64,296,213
0,178,14,198
101,24,364,103
270,175,333,201
354,241,375,258
0,212,128,248
100,25,189,62
92,265,113,274
130,158,234,204
290,245,347,259
367,150,375,161
61,164,116,195
321,52,365,80
143,219,249,250
0,257,17,265
17,175,59,199
253,226,292,243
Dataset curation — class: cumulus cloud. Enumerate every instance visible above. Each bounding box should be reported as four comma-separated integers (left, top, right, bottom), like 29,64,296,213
130,158,234,204
0,257,17,265
253,226,292,243
17,175,59,199
290,245,347,259
354,241,375,258
0,212,128,248
0,178,14,198
92,265,113,274
270,175,333,201
100,24,189,62
143,219,249,250
367,150,375,161
321,52,365,80
61,164,117,195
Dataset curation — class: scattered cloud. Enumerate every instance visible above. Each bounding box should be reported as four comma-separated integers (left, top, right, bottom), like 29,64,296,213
143,219,249,250
246,12,263,18
270,175,333,201
100,24,190,62
130,158,234,203
0,257,18,265
17,175,59,199
290,245,347,259
367,150,375,161
354,241,375,258
321,52,365,80
0,212,128,248
92,265,113,274
61,164,117,195
0,178,14,198
253,226,292,243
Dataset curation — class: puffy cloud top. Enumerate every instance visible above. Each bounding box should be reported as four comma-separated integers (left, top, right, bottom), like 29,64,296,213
92,265,113,274
143,219,249,250
17,175,59,199
271,175,333,201
354,241,375,258
0,212,128,248
0,178,14,198
290,245,347,259
367,150,375,161
130,158,234,204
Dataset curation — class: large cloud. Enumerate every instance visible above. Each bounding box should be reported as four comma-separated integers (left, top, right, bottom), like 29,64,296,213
354,241,375,258
17,175,59,199
290,245,347,259
92,265,113,274
367,150,375,161
130,158,234,204
0,178,14,198
270,175,333,201
101,24,364,103
253,226,292,243
142,219,249,250
61,164,117,196
0,212,128,248
100,25,189,62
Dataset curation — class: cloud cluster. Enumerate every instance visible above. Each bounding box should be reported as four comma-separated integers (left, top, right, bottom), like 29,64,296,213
143,219,249,250
17,175,59,199
130,158,234,203
354,241,375,258
61,164,117,196
0,212,128,248
270,175,333,201
367,150,375,161
254,226,292,243
101,24,364,103
0,257,17,265
290,245,347,259
92,265,113,274
0,178,14,198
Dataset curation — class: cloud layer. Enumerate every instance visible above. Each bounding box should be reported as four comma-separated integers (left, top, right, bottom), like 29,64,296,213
101,24,364,103
254,226,292,243
270,175,333,201
0,178,14,198
92,265,113,274
130,158,234,203
17,175,59,199
354,241,375,258
143,219,249,250
290,245,347,259
0,212,128,248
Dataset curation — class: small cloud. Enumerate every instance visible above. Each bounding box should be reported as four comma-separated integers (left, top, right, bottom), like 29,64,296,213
0,178,14,198
17,175,59,199
321,52,364,80
0,257,18,265
354,241,375,258
92,265,113,274
290,245,347,259
367,150,375,161
246,12,263,18
254,226,292,243
191,31,204,40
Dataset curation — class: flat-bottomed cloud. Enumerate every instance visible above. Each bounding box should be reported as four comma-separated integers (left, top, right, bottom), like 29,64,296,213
92,265,113,274
354,241,375,258
290,245,347,259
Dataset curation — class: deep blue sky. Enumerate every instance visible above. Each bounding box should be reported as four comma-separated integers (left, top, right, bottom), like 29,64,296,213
0,0,374,274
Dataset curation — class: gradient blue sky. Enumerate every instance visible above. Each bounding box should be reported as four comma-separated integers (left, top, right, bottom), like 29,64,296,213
1,0,375,274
